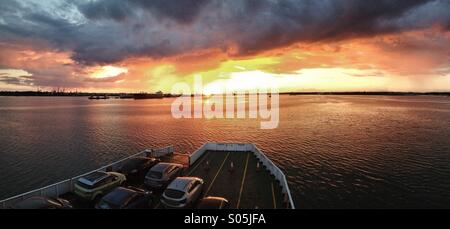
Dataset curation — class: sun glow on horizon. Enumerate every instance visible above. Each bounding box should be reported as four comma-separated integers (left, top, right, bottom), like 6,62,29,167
200,68,395,94
90,66,128,79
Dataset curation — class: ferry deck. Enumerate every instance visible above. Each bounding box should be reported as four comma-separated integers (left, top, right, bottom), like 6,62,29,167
0,143,295,209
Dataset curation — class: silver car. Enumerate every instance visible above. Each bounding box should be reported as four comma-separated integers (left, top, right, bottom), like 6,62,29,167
144,163,184,190
161,177,204,208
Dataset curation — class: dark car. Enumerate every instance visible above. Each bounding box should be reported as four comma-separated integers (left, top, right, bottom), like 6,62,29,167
197,197,230,209
95,186,154,209
11,196,73,209
144,163,184,190
118,157,160,181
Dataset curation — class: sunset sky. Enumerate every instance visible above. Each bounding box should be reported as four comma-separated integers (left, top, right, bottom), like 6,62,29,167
0,0,449,93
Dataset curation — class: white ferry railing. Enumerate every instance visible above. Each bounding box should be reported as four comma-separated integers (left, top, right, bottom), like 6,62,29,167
188,142,295,209
0,146,174,209
188,143,209,166
148,146,175,158
251,145,295,209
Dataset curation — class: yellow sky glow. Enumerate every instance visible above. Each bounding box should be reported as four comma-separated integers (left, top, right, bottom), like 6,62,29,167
90,66,128,79
1,29,448,92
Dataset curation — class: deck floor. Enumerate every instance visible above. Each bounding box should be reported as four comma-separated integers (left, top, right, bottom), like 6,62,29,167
183,151,285,209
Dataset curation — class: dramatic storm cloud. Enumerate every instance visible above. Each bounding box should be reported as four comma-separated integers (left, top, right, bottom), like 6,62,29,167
0,0,449,91
1,0,449,64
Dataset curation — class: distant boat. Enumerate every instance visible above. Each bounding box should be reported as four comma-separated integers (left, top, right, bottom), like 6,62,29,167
133,91,164,100
88,95,109,100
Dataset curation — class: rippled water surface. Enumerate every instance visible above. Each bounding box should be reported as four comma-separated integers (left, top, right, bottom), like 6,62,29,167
1,95,450,208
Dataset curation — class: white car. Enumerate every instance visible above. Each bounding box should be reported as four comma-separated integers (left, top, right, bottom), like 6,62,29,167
161,177,204,208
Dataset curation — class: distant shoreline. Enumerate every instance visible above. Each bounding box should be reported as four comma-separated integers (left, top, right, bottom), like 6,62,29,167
0,91,177,98
0,91,449,97
1,91,450,97
285,92,450,96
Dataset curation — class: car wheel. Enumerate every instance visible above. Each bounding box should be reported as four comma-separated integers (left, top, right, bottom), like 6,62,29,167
195,189,205,205
148,199,154,208
93,194,102,204
199,186,205,197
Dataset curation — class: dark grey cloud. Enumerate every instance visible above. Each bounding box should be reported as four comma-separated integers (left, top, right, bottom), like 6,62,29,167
129,0,209,23
0,74,34,86
220,0,439,55
0,0,449,66
78,0,132,21
77,0,209,23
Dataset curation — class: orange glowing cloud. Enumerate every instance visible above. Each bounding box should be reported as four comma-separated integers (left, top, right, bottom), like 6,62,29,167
1,28,449,93
94,28,448,93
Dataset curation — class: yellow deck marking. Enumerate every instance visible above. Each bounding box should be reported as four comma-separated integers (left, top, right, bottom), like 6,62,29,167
187,152,211,176
205,152,230,195
271,182,277,209
236,152,250,209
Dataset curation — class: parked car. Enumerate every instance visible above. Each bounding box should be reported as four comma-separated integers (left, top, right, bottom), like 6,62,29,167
118,157,160,181
11,196,73,209
144,163,184,190
74,171,126,201
161,177,204,208
197,196,230,209
95,186,154,209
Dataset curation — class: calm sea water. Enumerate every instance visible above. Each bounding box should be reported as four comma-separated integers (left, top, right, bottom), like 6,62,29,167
1,95,450,208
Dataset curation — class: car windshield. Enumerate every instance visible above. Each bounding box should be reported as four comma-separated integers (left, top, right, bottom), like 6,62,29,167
147,171,162,179
76,180,93,189
97,199,121,209
100,188,135,208
77,171,109,189
164,189,185,199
